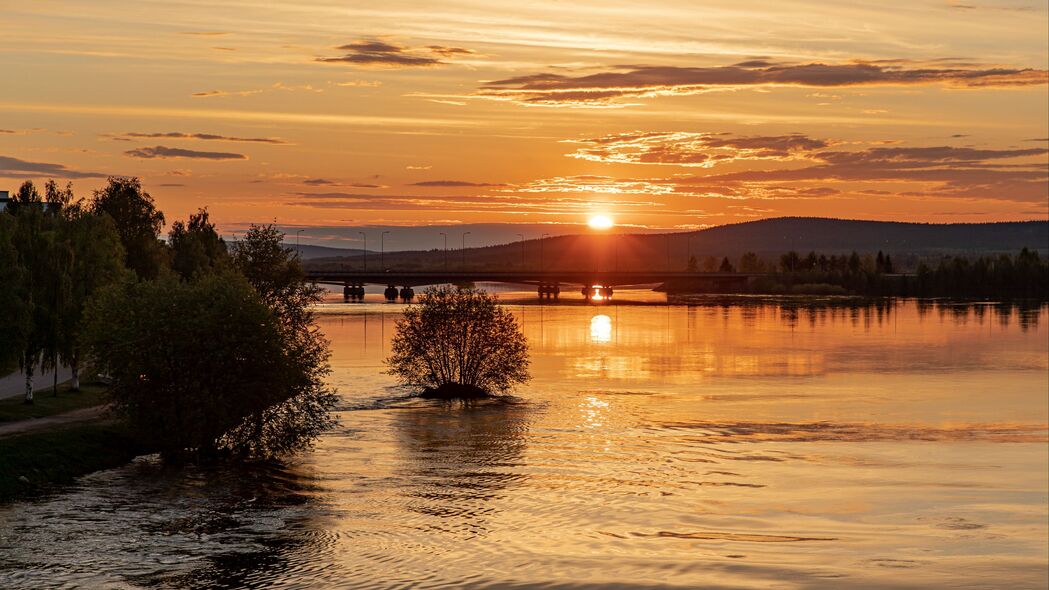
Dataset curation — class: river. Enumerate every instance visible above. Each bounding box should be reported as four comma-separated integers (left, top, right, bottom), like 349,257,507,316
1,290,1046,589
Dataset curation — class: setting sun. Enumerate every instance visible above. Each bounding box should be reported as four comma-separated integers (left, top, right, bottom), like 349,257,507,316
588,215,614,230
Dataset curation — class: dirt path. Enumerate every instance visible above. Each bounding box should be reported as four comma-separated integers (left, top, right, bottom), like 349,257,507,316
0,405,109,439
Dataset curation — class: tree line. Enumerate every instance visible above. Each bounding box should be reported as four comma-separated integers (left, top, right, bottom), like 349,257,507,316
0,177,336,462
679,248,1048,298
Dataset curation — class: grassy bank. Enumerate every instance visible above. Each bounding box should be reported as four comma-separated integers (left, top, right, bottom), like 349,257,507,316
0,421,145,502
0,382,108,422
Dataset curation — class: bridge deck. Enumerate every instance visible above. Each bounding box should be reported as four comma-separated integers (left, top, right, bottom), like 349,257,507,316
305,270,762,287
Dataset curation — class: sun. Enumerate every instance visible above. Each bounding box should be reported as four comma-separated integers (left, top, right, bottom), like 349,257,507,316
588,214,614,230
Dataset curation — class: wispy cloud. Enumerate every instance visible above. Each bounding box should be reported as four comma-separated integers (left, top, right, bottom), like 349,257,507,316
316,39,472,68
410,180,506,187
479,59,1049,106
109,131,289,144
0,155,105,179
567,132,829,167
124,145,247,160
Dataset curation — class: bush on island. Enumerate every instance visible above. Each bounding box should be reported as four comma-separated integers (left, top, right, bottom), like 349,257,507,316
387,286,530,399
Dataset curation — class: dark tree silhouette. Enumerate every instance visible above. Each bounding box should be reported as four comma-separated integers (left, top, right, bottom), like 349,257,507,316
90,176,166,280
169,208,228,280
85,272,337,461
388,286,530,398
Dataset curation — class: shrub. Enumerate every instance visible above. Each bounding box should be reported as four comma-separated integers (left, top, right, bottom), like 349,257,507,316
85,272,337,461
387,286,530,397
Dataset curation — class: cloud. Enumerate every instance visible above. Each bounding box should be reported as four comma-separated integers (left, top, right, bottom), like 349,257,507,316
124,145,247,160
426,45,474,57
678,144,1048,202
316,39,470,68
191,89,264,98
0,155,106,179
302,178,385,188
479,60,1049,106
509,175,676,195
410,180,506,187
567,131,829,167
287,191,661,214
179,31,229,36
112,131,289,144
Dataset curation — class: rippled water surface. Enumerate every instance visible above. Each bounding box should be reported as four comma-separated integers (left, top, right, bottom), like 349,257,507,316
1,294,1047,589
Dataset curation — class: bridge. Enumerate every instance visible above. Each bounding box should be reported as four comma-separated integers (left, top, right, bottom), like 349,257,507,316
304,269,765,302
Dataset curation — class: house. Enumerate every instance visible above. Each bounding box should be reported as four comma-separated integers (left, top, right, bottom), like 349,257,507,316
0,190,9,211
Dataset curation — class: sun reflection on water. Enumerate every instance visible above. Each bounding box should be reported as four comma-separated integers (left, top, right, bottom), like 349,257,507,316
590,314,612,343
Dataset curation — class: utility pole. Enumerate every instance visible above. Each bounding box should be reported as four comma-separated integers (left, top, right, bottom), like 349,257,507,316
461,231,471,270
358,231,366,271
439,232,447,270
381,230,390,270
296,229,304,259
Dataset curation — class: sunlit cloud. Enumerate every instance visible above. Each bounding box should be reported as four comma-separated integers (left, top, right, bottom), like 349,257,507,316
410,180,506,187
124,145,247,160
566,131,829,167
510,175,676,195
108,132,289,144
316,39,472,68
0,154,106,179
479,60,1049,106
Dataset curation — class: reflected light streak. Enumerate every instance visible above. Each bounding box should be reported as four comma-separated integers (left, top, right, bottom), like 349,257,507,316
590,314,612,343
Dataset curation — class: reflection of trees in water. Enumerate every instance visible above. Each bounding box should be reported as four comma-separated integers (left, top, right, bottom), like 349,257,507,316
392,399,532,539
668,296,1045,332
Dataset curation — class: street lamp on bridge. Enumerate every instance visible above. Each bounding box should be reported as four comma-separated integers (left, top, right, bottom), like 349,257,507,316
439,232,448,270
358,231,366,271
461,231,471,270
381,230,390,270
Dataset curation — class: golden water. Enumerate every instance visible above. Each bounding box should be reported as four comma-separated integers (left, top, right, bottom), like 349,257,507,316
1,296,1046,589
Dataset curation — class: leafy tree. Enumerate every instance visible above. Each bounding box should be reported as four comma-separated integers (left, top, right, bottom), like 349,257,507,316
169,208,228,280
686,255,698,272
84,272,337,461
59,210,128,390
0,214,29,375
388,286,530,397
90,177,167,280
4,181,42,215
718,256,735,272
739,251,763,272
701,255,718,272
780,251,800,273
3,185,70,403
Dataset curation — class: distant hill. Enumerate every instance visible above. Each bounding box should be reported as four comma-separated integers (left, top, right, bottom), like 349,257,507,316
305,217,1049,272
281,243,368,260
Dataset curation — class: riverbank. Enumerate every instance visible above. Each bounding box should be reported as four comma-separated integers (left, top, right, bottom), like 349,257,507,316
0,421,145,502
0,381,141,503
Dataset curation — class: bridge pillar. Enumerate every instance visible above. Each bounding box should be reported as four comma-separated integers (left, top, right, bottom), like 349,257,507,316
538,282,560,300
399,286,415,303
384,285,398,302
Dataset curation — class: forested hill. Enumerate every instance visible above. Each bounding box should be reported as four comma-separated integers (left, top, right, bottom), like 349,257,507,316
305,217,1049,273
673,217,1048,256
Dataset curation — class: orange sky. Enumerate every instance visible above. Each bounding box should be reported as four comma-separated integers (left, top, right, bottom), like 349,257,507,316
2,1,1047,244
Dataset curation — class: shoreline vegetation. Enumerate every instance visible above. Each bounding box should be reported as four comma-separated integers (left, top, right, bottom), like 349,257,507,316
2,176,338,491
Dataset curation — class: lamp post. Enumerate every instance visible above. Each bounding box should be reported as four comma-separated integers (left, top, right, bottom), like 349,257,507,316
358,231,366,271
439,232,448,270
540,233,550,272
295,229,304,259
517,233,525,268
461,231,471,269
381,230,390,270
